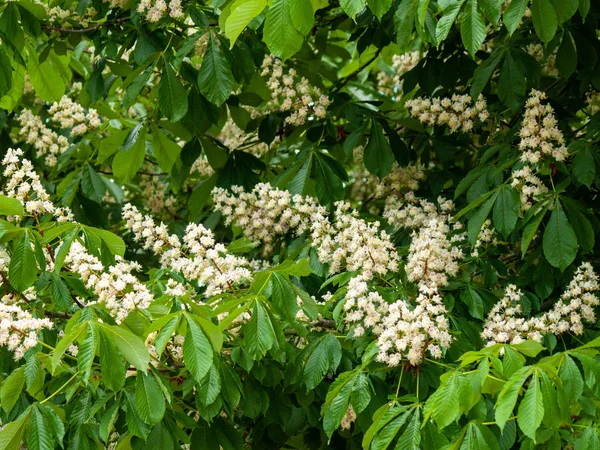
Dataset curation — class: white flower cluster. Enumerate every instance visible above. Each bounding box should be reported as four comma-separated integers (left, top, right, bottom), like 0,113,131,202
49,96,102,137
519,90,568,164
261,55,330,126
0,297,53,360
343,276,388,337
212,183,399,280
65,242,154,323
138,174,178,216
122,204,252,297
2,148,74,222
377,196,465,366
405,94,488,133
136,0,184,22
377,291,451,366
213,184,325,253
526,44,559,77
510,165,549,213
377,51,421,98
146,331,184,366
472,219,497,257
482,263,600,345
15,110,69,166
586,91,600,115
383,191,457,231
350,146,425,209
217,117,271,158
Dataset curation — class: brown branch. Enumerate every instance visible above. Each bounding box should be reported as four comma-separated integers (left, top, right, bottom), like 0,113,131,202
41,16,130,34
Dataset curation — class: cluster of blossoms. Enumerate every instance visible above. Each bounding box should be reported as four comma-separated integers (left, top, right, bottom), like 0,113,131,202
65,242,154,323
135,0,184,22
585,91,600,115
217,117,271,158
0,295,53,360
377,196,465,366
49,96,102,137
405,94,489,133
15,110,69,166
526,44,559,77
482,263,600,345
137,174,178,216
510,165,549,213
350,146,425,210
472,220,497,257
519,90,568,164
261,55,330,126
377,51,421,98
343,276,388,337
123,204,252,297
2,148,74,221
212,184,399,280
383,191,457,231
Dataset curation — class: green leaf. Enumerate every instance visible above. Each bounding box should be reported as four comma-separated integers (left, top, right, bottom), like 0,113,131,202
479,0,503,24
151,124,182,172
503,0,527,34
0,195,23,216
27,404,53,450
113,124,147,182
197,365,221,406
315,153,344,207
579,0,590,20
431,372,461,429
517,370,544,440
498,51,526,110
198,33,235,106
367,0,392,19
495,366,533,430
396,408,421,450
460,288,484,320
493,185,520,238
572,143,596,188
467,191,498,244
77,324,98,383
511,340,545,357
395,0,417,50
549,0,578,23
559,354,583,402
0,415,27,450
98,328,126,391
531,0,558,43
461,0,487,57
435,0,462,44
0,367,25,415
81,165,106,203
460,422,500,450
225,0,267,45
135,372,166,426
183,314,214,382
364,119,395,179
543,200,578,271
24,356,44,395
0,42,13,99
27,49,66,102
244,300,276,359
304,334,342,390
9,231,37,292
98,323,150,372
159,59,188,122
290,0,315,35
263,0,304,60
340,0,367,19
521,204,549,257
556,31,577,79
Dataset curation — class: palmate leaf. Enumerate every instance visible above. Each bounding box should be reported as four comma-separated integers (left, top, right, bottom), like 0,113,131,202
135,372,166,426
243,300,276,360
183,314,214,382
495,366,533,430
303,333,342,390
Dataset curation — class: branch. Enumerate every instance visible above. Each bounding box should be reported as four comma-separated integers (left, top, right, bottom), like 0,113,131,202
41,16,130,34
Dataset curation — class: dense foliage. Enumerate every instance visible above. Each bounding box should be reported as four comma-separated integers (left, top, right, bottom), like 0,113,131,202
1,0,600,448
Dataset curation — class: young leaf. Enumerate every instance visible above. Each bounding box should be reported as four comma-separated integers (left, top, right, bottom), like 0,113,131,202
0,195,24,216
